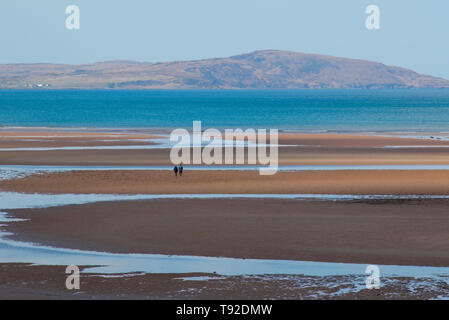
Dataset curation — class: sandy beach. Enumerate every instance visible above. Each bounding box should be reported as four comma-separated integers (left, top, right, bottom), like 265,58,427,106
3,169,449,195
2,131,449,166
2,8,449,303
4,198,449,267
5,147,449,166
0,131,161,148
2,129,449,299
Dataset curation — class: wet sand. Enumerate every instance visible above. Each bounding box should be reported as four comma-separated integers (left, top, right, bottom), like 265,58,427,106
2,131,449,165
0,131,161,148
0,130,160,140
3,169,449,195
6,198,449,267
5,147,449,166
3,263,443,300
2,129,449,300
0,140,155,148
3,130,449,147
275,133,449,147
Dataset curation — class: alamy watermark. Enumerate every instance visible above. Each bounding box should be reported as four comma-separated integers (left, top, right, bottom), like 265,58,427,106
169,121,279,175
65,5,381,32
365,265,381,289
65,5,80,30
65,265,80,290
365,5,380,30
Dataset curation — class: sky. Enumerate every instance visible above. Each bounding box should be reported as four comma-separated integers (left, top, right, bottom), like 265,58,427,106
0,0,448,79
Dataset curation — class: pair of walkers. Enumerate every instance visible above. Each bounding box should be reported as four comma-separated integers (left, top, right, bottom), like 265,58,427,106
173,164,184,176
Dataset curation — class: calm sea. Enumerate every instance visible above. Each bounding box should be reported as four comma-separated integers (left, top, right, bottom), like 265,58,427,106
1,89,449,132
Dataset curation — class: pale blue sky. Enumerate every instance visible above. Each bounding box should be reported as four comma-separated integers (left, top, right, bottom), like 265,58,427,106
0,0,448,79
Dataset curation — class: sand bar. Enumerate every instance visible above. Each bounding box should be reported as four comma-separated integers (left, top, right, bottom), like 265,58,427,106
3,169,449,195
5,198,449,267
2,131,449,165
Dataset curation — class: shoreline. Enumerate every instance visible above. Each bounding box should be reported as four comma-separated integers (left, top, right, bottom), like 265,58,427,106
3,125,449,135
3,263,442,300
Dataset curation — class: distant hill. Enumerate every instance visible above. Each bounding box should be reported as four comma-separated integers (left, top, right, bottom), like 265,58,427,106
1,50,448,89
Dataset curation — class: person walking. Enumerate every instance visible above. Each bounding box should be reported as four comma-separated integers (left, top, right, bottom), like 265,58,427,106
173,165,178,177
179,164,184,176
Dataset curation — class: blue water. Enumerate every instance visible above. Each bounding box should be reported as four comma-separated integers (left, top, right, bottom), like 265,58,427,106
1,89,449,131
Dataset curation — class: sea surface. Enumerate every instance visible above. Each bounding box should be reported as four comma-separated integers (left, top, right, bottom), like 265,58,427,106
1,89,449,131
